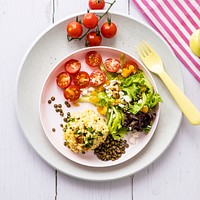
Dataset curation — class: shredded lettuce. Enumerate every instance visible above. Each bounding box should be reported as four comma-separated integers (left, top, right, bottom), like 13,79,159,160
106,106,127,140
96,92,115,106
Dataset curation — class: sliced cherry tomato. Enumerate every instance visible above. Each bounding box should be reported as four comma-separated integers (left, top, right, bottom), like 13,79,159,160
101,21,117,38
67,22,83,38
65,59,81,74
89,0,105,9
63,85,80,101
104,58,121,72
90,70,106,87
121,61,138,78
86,31,102,46
74,71,90,88
123,61,138,73
85,51,102,67
56,72,71,89
83,13,98,29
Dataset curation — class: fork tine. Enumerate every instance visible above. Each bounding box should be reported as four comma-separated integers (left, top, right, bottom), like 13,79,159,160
137,41,150,58
136,43,146,58
142,41,161,59
142,40,152,53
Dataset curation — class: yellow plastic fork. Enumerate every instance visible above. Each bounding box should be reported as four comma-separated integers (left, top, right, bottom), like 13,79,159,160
137,41,200,125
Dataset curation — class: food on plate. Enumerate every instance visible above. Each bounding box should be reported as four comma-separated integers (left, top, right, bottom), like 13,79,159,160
78,52,162,140
73,71,90,88
83,13,99,29
66,0,117,46
89,70,106,87
89,0,105,10
66,22,83,39
63,109,109,153
86,31,102,47
52,48,162,162
65,59,81,74
121,61,138,78
101,19,117,38
63,85,80,101
85,51,102,68
94,134,129,161
56,72,71,89
104,58,121,72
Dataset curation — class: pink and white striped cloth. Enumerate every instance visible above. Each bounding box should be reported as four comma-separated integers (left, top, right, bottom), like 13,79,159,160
132,0,200,81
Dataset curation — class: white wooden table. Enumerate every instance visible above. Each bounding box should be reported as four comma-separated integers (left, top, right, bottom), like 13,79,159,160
1,0,200,199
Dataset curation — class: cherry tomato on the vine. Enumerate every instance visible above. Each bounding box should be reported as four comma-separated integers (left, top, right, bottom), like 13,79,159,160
85,51,102,67
101,21,117,38
56,72,71,89
83,13,99,29
63,85,80,101
104,58,121,72
65,59,81,74
89,0,105,10
90,70,106,87
67,21,83,38
86,31,102,46
73,71,90,88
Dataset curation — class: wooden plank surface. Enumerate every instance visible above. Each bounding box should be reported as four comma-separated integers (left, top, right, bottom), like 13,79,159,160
0,0,200,200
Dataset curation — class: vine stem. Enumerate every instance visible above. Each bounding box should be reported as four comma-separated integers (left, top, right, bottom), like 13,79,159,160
99,0,116,21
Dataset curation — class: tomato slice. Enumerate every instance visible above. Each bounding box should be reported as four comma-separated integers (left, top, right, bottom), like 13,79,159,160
104,58,121,72
56,72,71,88
85,51,102,67
63,85,80,101
90,70,106,87
123,61,138,73
65,59,81,74
74,71,90,88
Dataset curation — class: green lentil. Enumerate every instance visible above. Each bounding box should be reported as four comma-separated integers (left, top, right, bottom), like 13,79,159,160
94,134,129,161
51,96,55,101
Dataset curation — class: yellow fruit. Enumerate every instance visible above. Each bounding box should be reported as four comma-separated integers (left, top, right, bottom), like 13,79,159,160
89,96,99,103
189,29,200,57
141,105,149,113
121,68,132,78
90,90,98,96
97,106,107,115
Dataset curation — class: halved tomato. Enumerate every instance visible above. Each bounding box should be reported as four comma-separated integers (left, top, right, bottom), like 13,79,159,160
74,71,90,88
63,85,80,101
104,58,121,72
56,72,71,88
65,59,81,74
85,51,102,67
90,70,106,87
121,61,139,78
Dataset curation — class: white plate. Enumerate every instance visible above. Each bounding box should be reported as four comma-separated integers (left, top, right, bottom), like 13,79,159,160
39,46,160,167
16,12,182,181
